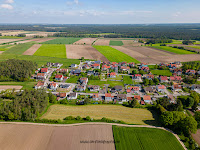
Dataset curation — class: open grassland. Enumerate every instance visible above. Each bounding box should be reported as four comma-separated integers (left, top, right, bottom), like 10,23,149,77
3,43,35,55
0,45,14,51
88,80,124,87
151,46,196,54
0,124,115,150
41,105,155,125
66,76,80,83
0,53,79,68
42,38,82,44
188,46,200,49
34,44,66,58
0,82,36,90
151,70,172,76
93,46,140,63
113,126,184,150
109,41,124,46
0,36,22,39
123,76,133,84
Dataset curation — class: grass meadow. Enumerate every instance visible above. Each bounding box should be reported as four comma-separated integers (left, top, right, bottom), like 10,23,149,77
188,46,200,49
0,82,36,90
93,46,140,63
151,46,196,54
42,38,82,44
151,70,172,76
113,126,184,150
34,44,66,58
109,41,124,46
0,45,14,51
3,43,35,55
88,80,124,87
41,105,155,125
0,36,22,39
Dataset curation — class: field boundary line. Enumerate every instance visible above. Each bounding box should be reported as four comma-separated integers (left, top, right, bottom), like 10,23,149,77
0,121,187,149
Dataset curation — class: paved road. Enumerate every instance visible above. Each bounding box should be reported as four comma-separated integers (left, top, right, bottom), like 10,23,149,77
0,122,187,150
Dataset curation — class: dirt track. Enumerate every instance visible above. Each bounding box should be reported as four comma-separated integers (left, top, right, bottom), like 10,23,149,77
0,85,22,90
0,123,115,150
66,45,108,61
74,38,97,45
23,44,42,55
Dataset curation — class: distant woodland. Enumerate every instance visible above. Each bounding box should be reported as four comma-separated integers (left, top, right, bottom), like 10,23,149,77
1,24,200,40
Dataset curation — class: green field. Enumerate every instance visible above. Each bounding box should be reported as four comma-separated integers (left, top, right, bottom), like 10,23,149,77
41,105,155,124
66,76,80,83
0,82,36,90
151,46,196,54
3,43,35,54
123,76,133,84
93,46,140,63
42,38,82,44
109,41,124,46
34,44,66,58
188,46,200,49
151,70,172,76
113,126,184,150
0,45,14,51
0,36,22,39
88,80,124,87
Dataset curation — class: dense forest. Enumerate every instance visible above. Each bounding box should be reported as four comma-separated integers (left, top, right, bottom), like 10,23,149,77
0,89,54,121
0,59,37,81
0,24,200,40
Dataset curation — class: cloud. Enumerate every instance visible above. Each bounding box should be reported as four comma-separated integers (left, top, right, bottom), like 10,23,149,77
5,0,14,4
66,0,79,6
173,12,181,17
0,4,13,9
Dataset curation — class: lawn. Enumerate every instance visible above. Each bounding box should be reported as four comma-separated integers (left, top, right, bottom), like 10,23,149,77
0,82,36,90
151,46,196,54
123,75,133,84
41,105,155,125
42,38,82,44
88,80,124,87
66,75,80,83
93,46,140,63
188,46,200,49
3,43,35,55
113,126,184,150
109,41,124,46
151,70,172,76
0,54,79,68
34,44,66,58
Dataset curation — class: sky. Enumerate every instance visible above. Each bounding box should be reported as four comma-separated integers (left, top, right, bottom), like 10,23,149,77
0,0,200,24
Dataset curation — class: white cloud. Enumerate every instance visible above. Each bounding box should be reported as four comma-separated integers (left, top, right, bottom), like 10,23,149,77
173,12,181,17
0,4,13,9
5,0,14,4
66,0,79,6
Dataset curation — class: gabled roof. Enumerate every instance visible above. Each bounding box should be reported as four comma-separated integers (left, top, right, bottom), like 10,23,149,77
157,85,166,89
143,95,151,100
55,75,63,79
41,68,48,73
134,95,141,100
160,76,168,81
105,93,111,97
37,73,45,77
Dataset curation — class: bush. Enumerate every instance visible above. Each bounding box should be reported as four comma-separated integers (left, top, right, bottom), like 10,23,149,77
76,116,82,120
85,116,91,121
64,116,75,120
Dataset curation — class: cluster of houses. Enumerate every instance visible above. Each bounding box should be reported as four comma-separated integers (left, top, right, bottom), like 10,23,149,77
33,60,200,104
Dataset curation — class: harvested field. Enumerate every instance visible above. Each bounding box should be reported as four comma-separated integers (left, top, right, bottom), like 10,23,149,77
42,105,155,125
0,85,22,91
122,40,144,46
23,44,42,55
66,45,108,61
73,38,97,45
0,124,115,150
93,39,110,45
0,39,20,44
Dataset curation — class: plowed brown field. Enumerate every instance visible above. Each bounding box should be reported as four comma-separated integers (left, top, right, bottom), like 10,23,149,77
74,38,97,45
23,44,42,55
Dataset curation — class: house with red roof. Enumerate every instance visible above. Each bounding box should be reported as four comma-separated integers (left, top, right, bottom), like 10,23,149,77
134,95,141,101
93,93,99,101
143,95,152,104
102,65,110,71
107,72,116,78
49,82,58,91
186,69,196,75
55,75,64,81
127,86,140,94
92,63,100,69
105,93,112,102
37,73,46,80
132,74,142,81
120,66,130,72
159,76,168,83
156,85,166,93
41,68,48,73
141,67,149,72
144,74,154,80
172,84,182,92
129,62,135,68
82,64,90,69
170,76,182,82
127,97,133,101
35,81,45,89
